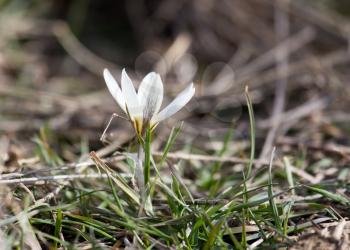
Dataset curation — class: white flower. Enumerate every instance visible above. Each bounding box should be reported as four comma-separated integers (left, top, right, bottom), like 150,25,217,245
103,68,195,135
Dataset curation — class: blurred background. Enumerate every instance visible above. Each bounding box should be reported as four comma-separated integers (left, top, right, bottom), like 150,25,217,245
1,0,350,166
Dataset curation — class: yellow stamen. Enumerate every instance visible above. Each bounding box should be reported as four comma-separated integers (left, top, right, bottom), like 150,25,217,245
133,117,143,135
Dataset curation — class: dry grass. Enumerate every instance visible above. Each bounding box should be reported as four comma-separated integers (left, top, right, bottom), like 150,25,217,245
0,0,350,249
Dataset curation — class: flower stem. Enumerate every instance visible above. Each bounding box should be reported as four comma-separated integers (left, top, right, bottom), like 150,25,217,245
144,127,152,185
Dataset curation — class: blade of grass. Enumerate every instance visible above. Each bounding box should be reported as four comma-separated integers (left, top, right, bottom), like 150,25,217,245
90,151,140,206
160,123,183,166
150,154,191,210
168,163,194,203
241,208,247,248
35,230,70,248
203,219,225,250
221,189,291,216
240,86,257,247
224,222,244,250
240,86,257,248
209,124,235,197
53,208,62,250
105,169,125,216
248,208,267,240
282,201,293,237
305,185,350,205
283,156,295,195
268,147,282,229
245,86,256,179
155,179,191,210
287,217,333,233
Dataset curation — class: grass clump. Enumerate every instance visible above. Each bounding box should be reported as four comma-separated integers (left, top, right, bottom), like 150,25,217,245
0,89,347,250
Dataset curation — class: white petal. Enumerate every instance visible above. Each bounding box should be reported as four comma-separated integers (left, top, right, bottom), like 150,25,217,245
103,69,126,112
152,83,195,124
121,69,143,118
137,72,163,121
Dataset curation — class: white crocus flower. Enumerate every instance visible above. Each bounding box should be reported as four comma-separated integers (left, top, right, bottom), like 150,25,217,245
103,68,195,135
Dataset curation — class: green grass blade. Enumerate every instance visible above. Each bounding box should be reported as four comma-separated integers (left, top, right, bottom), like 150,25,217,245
283,201,294,237
209,124,235,196
306,185,350,205
283,156,295,195
160,123,183,165
53,208,63,250
268,147,282,229
203,219,224,250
